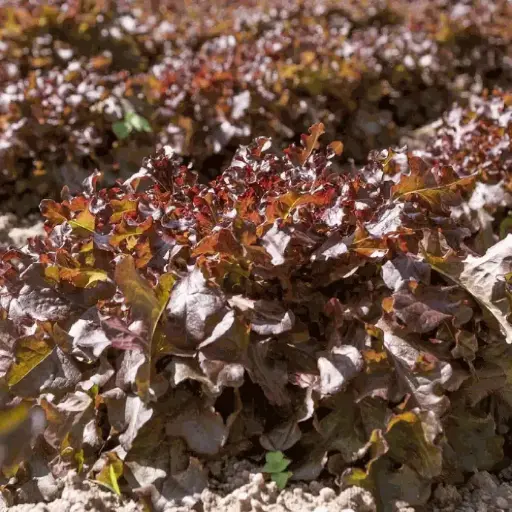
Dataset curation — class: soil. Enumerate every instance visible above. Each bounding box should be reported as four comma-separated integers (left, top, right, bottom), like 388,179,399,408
0,213,45,248
3,457,512,512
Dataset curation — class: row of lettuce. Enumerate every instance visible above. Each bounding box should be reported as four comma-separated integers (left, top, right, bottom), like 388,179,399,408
1,0,511,214
0,89,511,510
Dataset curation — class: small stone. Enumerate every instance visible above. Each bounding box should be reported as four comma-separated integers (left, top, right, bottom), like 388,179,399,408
252,473,265,487
341,509,356,512
293,487,304,496
313,507,329,512
495,497,509,509
250,499,264,512
237,491,249,502
232,477,245,489
319,487,336,502
209,461,223,477
339,486,376,510
499,465,512,481
469,472,498,492
267,481,278,494
479,489,493,503
259,492,271,505
309,480,322,495
181,496,197,507
0,214,14,231
434,484,462,506
236,492,251,512
8,221,45,247
201,490,214,504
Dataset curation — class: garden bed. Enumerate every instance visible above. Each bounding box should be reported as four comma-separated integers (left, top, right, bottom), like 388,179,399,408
1,2,512,512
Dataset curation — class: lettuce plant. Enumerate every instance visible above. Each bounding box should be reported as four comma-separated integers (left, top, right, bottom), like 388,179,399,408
1,0,511,215
1,103,511,510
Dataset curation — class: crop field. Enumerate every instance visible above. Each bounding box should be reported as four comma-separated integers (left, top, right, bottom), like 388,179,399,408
0,2,512,512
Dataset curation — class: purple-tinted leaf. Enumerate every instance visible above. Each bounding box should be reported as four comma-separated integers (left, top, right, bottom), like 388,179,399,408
198,310,249,362
246,340,290,407
317,346,364,395
68,308,111,360
166,402,228,456
382,255,431,292
261,222,291,266
251,301,295,336
260,420,302,452
166,267,226,349
391,287,453,334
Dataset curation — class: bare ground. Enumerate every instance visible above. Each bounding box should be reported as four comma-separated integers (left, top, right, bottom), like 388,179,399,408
3,456,512,512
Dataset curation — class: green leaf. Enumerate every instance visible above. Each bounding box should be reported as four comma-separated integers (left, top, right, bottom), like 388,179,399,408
126,112,152,133
95,452,123,495
342,429,389,492
112,121,132,140
114,255,175,399
7,337,54,388
444,411,504,472
342,429,432,511
58,267,110,288
68,208,95,233
109,217,152,247
271,471,293,489
500,215,512,239
385,411,442,479
115,255,173,341
109,198,138,223
263,451,291,474
0,402,31,435
75,449,85,473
